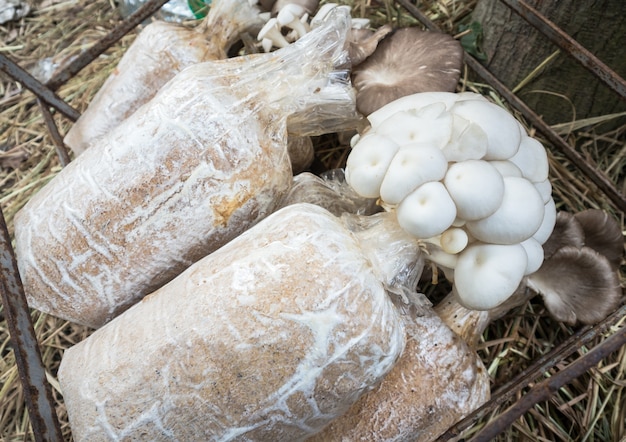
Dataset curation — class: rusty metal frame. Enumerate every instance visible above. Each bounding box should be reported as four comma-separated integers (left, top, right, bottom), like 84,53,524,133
0,0,624,440
0,1,170,440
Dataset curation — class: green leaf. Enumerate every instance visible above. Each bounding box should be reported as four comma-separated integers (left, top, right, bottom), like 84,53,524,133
187,0,211,19
459,22,487,61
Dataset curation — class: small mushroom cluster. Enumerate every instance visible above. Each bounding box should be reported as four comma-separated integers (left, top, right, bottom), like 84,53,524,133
256,1,323,51
257,2,383,54
346,91,556,310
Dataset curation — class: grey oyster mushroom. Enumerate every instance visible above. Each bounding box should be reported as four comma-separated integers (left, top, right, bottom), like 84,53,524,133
351,27,464,115
348,24,394,67
525,209,624,325
574,209,624,270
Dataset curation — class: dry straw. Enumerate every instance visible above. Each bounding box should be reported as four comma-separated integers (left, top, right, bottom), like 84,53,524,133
0,0,624,440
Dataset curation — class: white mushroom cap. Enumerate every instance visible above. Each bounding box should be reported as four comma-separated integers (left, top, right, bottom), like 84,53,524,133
374,103,453,148
520,237,545,275
440,227,469,254
367,91,467,128
396,181,457,239
466,176,545,244
345,133,401,198
451,99,522,160
269,0,319,15
488,160,523,178
534,178,553,204
454,243,528,310
441,115,488,161
532,198,557,245
443,160,505,220
509,136,550,183
379,143,448,204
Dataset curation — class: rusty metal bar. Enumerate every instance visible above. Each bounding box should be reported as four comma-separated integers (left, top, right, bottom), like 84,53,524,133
38,99,72,167
0,53,80,121
46,0,171,90
395,0,626,213
1,3,171,441
464,55,626,213
469,323,626,441
0,207,64,442
437,303,626,440
501,0,626,102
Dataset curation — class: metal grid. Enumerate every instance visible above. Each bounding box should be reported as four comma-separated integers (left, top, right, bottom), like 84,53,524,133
0,0,624,440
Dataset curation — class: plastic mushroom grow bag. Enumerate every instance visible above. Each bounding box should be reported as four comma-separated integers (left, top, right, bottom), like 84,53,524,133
14,8,360,328
278,171,490,442
64,0,266,155
57,203,411,441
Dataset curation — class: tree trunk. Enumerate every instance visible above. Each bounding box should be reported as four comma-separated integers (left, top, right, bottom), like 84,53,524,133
471,0,626,125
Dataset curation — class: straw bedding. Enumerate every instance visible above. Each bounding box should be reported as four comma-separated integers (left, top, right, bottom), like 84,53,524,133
0,0,624,440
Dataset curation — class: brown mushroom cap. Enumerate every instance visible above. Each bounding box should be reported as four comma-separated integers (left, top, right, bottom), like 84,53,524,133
526,246,623,325
541,211,585,259
348,25,393,67
351,27,464,116
574,209,624,270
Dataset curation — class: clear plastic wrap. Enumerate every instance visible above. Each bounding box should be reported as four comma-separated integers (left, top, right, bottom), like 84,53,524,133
58,203,408,441
279,169,380,216
15,8,360,328
273,168,491,442
65,0,265,155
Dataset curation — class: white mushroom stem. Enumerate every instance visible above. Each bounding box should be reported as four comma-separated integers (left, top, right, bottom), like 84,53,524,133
435,283,533,349
257,18,290,50
276,4,310,38
351,18,370,29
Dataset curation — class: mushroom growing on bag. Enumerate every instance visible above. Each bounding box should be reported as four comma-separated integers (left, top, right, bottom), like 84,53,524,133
58,203,415,441
64,0,266,155
14,8,360,328
345,91,556,311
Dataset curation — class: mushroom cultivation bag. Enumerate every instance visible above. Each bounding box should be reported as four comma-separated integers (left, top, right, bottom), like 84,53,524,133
58,203,409,441
279,172,490,442
64,0,266,155
14,8,360,328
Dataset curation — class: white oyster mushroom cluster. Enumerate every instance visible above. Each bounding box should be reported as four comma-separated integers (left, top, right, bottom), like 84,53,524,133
345,91,557,311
